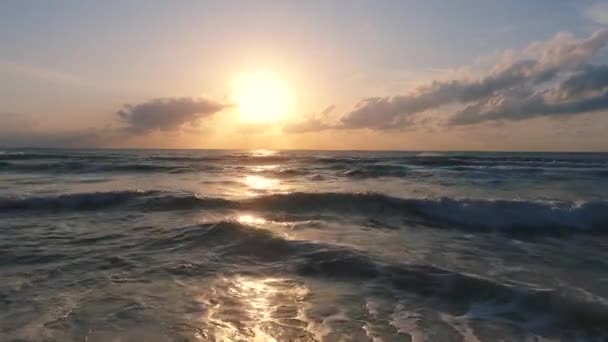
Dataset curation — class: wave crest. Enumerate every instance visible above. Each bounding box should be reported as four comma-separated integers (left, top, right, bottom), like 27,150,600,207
2,191,607,233
0,190,157,211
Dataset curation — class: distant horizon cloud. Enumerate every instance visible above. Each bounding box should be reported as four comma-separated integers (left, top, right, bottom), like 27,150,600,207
117,97,229,134
0,97,232,148
289,29,608,132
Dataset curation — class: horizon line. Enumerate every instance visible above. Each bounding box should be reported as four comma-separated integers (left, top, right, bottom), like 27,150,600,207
2,146,607,153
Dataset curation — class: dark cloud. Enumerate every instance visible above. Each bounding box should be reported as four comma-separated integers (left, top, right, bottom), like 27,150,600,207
557,65,608,98
449,88,608,125
117,97,227,133
448,62,608,125
339,60,560,129
286,29,608,132
0,96,229,148
341,30,608,129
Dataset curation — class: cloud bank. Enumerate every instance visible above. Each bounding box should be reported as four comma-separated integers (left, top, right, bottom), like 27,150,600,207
449,65,608,125
292,29,608,132
117,97,228,133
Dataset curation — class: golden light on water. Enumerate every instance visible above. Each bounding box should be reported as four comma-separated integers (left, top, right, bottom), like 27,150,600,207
249,149,277,157
237,214,267,225
250,164,279,172
243,175,279,190
233,72,293,124
197,276,312,341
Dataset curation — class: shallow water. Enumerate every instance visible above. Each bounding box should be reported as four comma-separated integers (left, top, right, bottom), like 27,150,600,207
1,149,608,341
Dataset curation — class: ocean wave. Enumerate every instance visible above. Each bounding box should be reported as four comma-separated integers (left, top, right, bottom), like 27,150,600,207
146,155,225,162
340,164,409,178
3,190,607,233
385,264,608,335
256,167,311,177
446,165,547,174
0,151,118,161
406,157,472,167
135,220,608,335
0,161,218,173
2,152,606,177
315,156,387,164
399,154,608,169
3,214,606,338
148,154,295,164
296,247,608,336
243,193,608,233
298,249,608,334
144,221,298,262
0,151,296,166
0,190,158,211
17,214,608,329
227,154,295,164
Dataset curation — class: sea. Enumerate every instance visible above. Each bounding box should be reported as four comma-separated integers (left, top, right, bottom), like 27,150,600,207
1,149,607,341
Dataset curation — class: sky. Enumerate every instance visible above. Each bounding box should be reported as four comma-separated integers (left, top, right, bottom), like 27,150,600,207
2,0,608,151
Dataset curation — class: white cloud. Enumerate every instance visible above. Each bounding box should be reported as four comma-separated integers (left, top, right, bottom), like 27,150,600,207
586,2,608,25
291,29,608,131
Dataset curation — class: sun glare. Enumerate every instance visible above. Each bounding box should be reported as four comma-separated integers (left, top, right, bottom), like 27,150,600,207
243,175,279,190
233,72,293,124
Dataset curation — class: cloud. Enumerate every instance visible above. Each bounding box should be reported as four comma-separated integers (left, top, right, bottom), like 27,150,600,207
448,88,608,126
283,105,335,133
0,97,229,148
330,29,608,130
522,30,608,67
117,97,228,133
448,52,608,126
557,64,608,98
586,2,608,25
338,60,550,129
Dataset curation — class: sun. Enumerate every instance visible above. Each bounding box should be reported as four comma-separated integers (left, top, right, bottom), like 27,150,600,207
233,71,293,123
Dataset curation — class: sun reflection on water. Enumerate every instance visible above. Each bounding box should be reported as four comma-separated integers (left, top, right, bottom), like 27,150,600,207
249,149,277,157
197,276,313,341
243,175,280,190
237,214,267,225
250,164,279,172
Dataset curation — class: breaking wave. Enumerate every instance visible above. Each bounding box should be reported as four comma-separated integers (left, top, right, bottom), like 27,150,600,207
2,191,607,233
340,164,409,178
0,190,159,211
136,220,608,336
